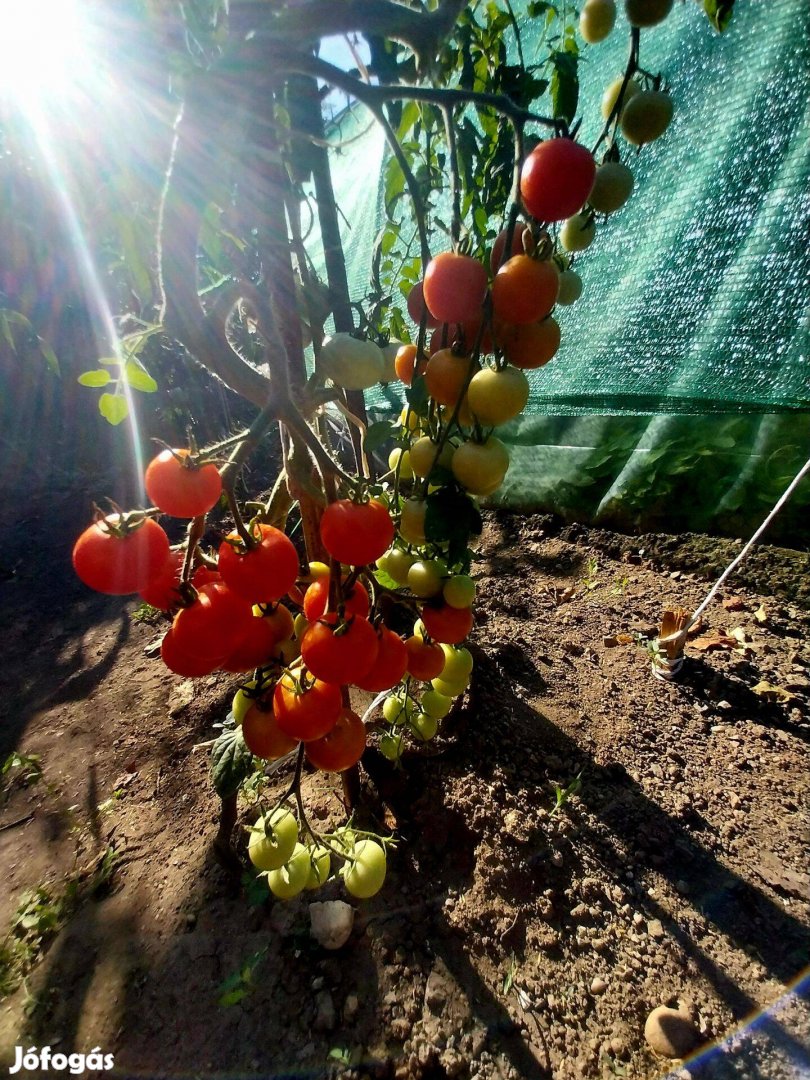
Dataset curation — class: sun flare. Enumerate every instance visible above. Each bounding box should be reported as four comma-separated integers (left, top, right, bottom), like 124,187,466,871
0,0,88,104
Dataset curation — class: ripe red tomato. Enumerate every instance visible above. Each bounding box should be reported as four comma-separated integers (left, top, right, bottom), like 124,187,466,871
423,252,488,325
171,580,255,660
354,627,408,692
303,578,369,621
273,671,342,741
242,703,298,760
320,499,394,567
496,316,561,370
138,553,221,612
520,139,596,223
300,614,379,684
73,514,171,596
406,280,439,328
421,603,474,645
160,627,223,677
305,708,366,772
218,524,300,603
491,255,559,325
490,224,527,272
221,614,287,672
144,448,222,519
404,635,446,681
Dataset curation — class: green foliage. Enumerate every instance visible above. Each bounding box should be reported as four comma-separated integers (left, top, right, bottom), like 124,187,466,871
1,751,42,801
425,486,483,568
210,725,254,798
216,948,268,1007
78,322,162,426
0,308,59,373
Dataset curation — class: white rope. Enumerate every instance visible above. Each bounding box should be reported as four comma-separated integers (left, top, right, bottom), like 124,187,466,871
658,451,810,662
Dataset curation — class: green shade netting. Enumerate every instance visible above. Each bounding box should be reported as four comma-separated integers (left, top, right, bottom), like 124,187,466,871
316,0,810,540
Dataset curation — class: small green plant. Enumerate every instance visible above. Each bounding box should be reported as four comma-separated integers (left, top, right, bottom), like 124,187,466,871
502,951,518,995
610,574,630,596
549,772,583,819
581,557,600,591
131,601,163,625
1,751,42,800
216,948,268,1007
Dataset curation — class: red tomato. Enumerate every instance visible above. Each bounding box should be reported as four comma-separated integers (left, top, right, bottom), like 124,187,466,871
496,316,561,370
73,515,171,596
490,224,527,272
320,499,394,567
303,578,370,621
160,627,223,677
406,280,439,328
404,635,446,681
394,343,429,386
301,614,379,684
144,448,222,519
354,627,408,692
491,255,559,325
171,581,255,660
305,708,366,772
138,553,220,612
273,671,342,741
242,703,298,760
421,603,474,645
221,615,287,672
218,524,300,603
423,252,488,325
520,139,596,223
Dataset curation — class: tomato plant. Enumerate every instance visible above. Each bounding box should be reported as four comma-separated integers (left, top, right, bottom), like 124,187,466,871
67,0,720,899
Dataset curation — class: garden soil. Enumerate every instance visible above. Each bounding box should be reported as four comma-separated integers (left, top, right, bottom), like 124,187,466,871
0,500,808,1080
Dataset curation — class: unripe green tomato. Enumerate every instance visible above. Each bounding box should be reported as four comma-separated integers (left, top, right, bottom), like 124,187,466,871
579,0,616,44
277,637,300,664
556,270,583,306
399,406,420,432
421,689,453,719
309,560,330,580
624,0,673,27
443,574,476,609
560,213,596,253
382,694,416,725
601,76,641,121
400,498,427,543
451,437,510,496
389,447,414,481
410,435,456,478
305,845,332,890
412,712,438,741
440,644,474,681
378,547,415,586
317,334,385,390
467,366,529,427
232,679,257,726
589,161,635,214
431,674,469,699
293,612,309,640
408,559,447,598
248,808,298,871
380,732,405,760
268,842,311,899
620,90,674,146
343,839,387,899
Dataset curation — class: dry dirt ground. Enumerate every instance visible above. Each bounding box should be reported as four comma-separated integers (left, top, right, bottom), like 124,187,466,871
0,500,808,1080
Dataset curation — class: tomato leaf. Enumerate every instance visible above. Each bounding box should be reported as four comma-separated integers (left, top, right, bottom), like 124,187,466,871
123,361,158,393
98,393,129,426
210,726,254,798
78,370,112,388
364,420,398,455
425,486,483,567
703,0,735,32
38,339,60,374
550,50,579,126
405,373,429,412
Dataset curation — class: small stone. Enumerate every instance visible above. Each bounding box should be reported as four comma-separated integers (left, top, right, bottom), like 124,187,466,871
313,990,336,1032
168,680,195,716
647,919,665,939
343,993,360,1021
644,1005,700,1058
309,901,354,950
425,971,448,1012
570,903,589,921
590,977,607,995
